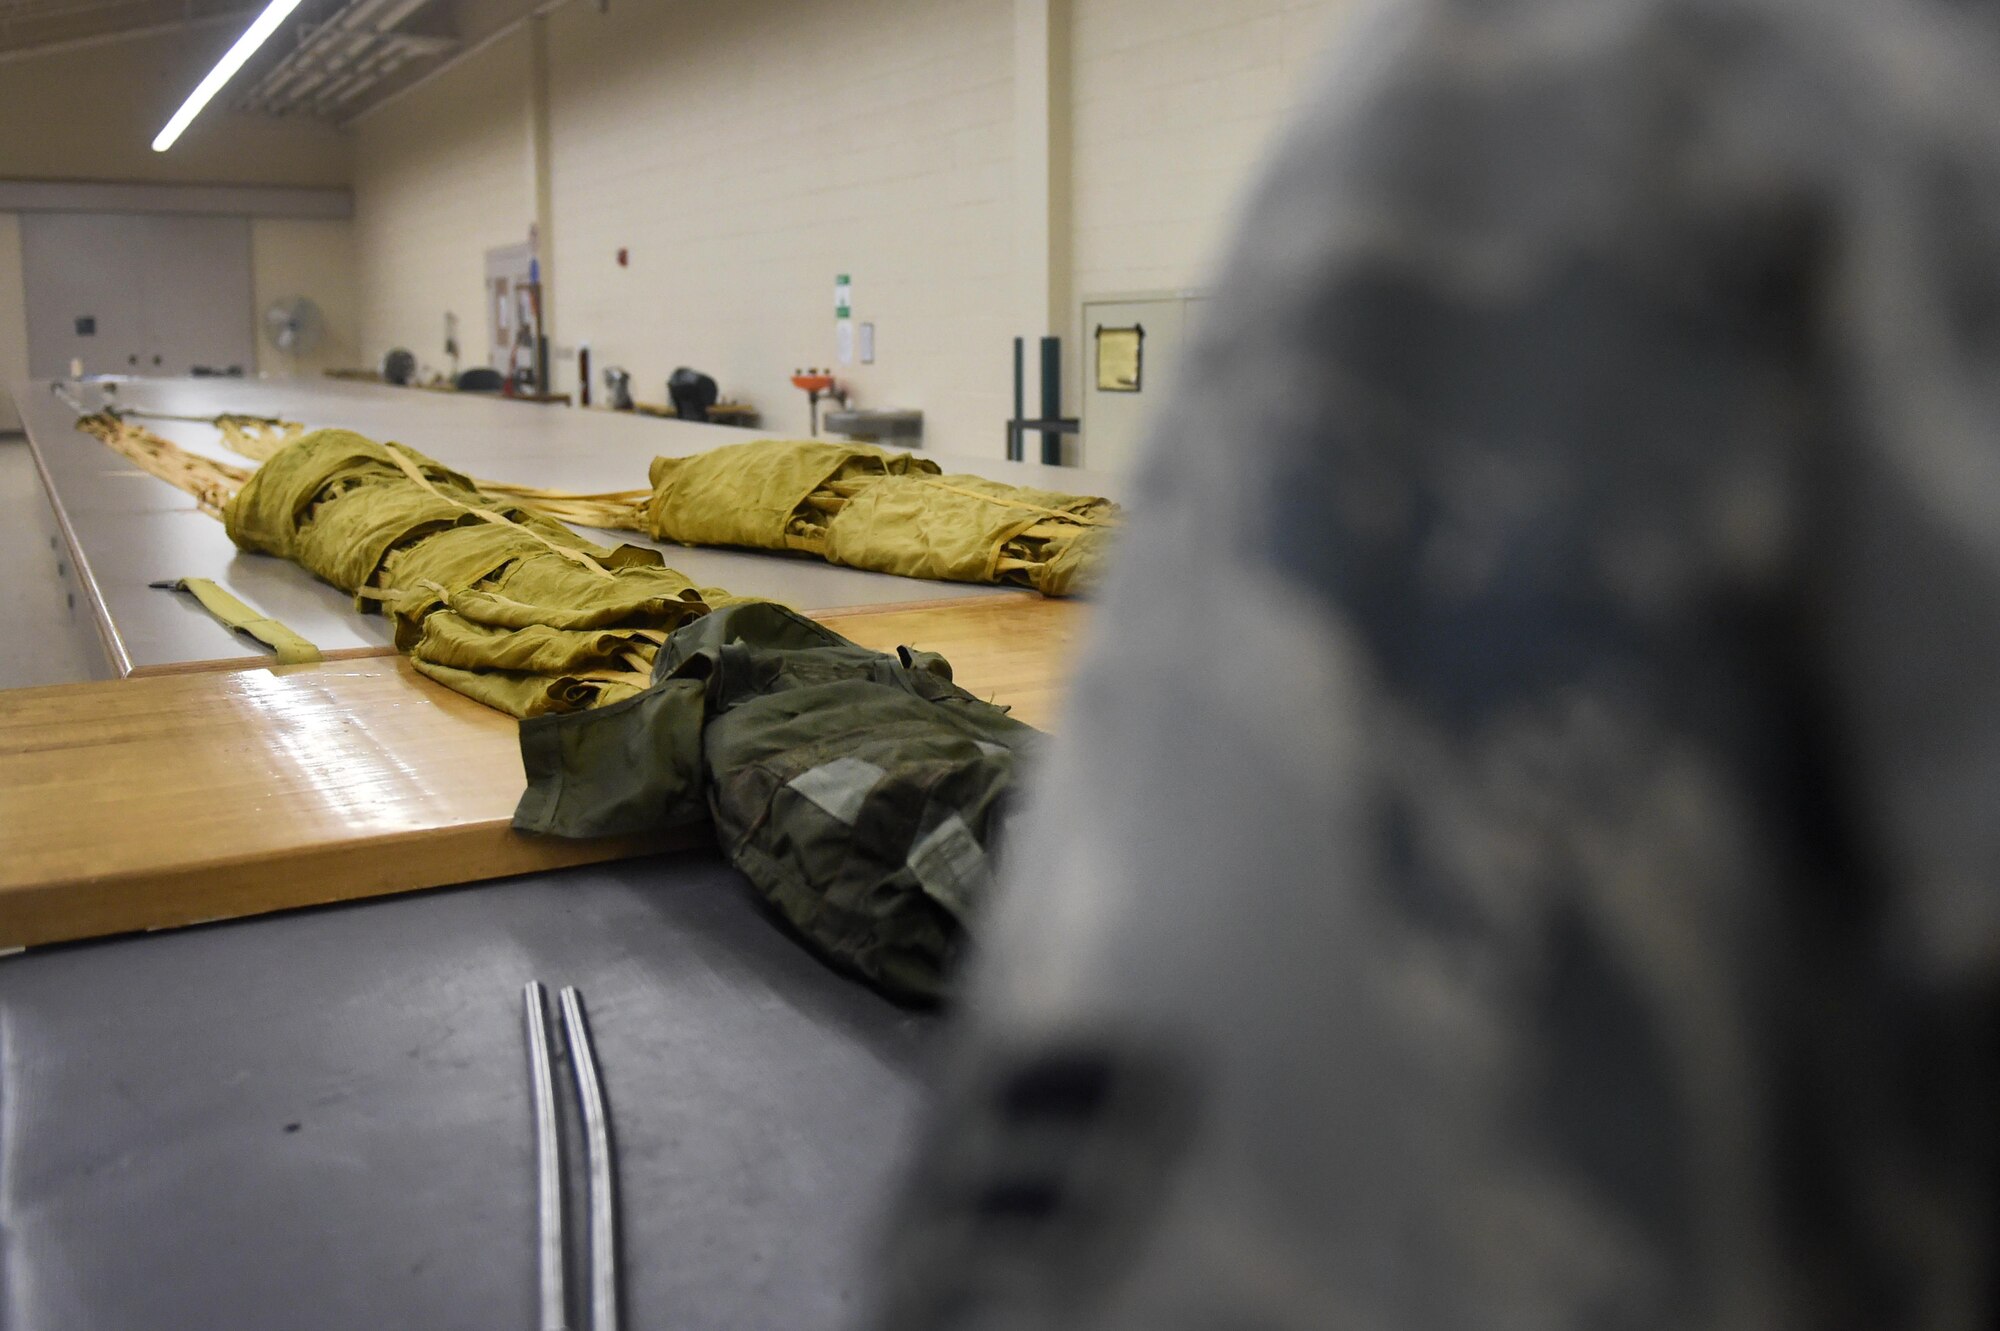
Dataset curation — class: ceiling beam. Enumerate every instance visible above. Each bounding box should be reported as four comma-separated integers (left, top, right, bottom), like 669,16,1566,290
0,8,255,66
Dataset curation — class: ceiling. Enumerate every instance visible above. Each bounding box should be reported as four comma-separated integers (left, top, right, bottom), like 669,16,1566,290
0,0,479,122
233,0,461,121
0,0,260,59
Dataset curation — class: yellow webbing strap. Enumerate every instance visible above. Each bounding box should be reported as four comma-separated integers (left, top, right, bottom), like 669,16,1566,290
913,477,1119,527
150,578,324,665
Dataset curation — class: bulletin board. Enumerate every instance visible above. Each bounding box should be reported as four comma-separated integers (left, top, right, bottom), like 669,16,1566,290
1095,324,1144,392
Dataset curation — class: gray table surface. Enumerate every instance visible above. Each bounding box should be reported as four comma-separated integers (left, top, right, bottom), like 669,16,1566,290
0,851,934,1330
11,376,1117,675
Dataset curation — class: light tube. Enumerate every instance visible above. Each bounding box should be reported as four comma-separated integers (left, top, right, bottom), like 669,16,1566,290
151,0,306,152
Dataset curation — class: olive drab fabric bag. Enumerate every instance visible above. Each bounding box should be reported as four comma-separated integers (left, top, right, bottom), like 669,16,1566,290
513,601,1039,1002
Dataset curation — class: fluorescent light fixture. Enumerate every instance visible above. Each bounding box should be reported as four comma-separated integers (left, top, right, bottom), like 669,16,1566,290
151,0,305,152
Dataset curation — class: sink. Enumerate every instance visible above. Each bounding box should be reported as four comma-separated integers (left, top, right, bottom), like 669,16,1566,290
823,408,922,446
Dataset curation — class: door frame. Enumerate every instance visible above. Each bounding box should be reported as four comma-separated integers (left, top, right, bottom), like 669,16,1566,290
1075,286,1211,471
484,242,536,374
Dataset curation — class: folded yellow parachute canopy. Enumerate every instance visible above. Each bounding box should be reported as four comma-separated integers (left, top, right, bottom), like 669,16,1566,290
649,439,1118,597
75,411,734,719
493,438,1120,598
225,428,737,718
75,414,1110,711
87,410,1117,598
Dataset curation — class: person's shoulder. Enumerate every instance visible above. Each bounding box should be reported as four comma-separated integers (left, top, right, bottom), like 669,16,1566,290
1429,0,1994,72
1369,0,1816,82
1513,0,2000,158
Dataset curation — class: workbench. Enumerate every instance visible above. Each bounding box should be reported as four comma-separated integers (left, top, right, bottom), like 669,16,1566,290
0,375,1110,1329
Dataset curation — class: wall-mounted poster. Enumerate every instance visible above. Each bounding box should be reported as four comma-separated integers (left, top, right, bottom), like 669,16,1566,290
1095,324,1144,392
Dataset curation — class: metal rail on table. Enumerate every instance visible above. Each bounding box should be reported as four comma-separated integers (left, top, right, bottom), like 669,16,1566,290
524,981,569,1331
561,985,621,1331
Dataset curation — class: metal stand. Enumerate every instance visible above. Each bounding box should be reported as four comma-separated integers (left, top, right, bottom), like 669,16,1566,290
1007,336,1079,463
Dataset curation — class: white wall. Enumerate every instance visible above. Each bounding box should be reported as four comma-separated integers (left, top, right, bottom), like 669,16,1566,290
1068,0,1347,302
347,0,1357,455
542,0,1016,445
0,214,27,430
352,28,536,380
0,26,352,187
251,218,361,378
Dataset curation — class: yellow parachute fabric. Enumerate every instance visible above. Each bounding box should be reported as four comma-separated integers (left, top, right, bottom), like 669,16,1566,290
643,438,1118,596
226,428,730,718
645,439,934,553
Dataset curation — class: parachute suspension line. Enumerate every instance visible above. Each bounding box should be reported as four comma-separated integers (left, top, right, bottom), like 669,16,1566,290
378,443,619,581
215,415,307,461
66,397,641,539
72,413,251,519
912,476,1119,527
473,479,651,534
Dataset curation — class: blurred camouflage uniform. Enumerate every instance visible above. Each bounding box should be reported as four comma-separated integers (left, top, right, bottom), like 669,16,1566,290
875,0,2000,1327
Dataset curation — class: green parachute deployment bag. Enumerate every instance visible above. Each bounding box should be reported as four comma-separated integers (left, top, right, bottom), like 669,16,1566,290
514,601,1040,1002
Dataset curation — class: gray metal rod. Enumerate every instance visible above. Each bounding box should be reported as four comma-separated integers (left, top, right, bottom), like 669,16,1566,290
523,982,568,1331
559,986,619,1331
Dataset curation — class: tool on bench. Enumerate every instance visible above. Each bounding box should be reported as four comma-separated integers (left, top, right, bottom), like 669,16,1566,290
668,367,718,423
602,367,635,411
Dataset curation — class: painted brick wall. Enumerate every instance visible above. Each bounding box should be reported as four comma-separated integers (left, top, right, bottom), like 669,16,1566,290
0,23,356,427
0,212,359,414
351,29,536,381
345,0,1360,452
251,219,361,378
542,0,1016,448
0,27,351,187
1068,0,1352,302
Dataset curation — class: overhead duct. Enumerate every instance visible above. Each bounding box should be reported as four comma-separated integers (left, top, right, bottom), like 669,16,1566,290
233,0,455,119
347,0,582,127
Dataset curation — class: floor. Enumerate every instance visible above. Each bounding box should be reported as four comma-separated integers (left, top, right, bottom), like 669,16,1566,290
0,434,104,688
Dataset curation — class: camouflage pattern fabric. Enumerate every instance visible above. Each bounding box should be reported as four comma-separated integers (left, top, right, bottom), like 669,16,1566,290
875,0,2000,1326
514,601,1039,1001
